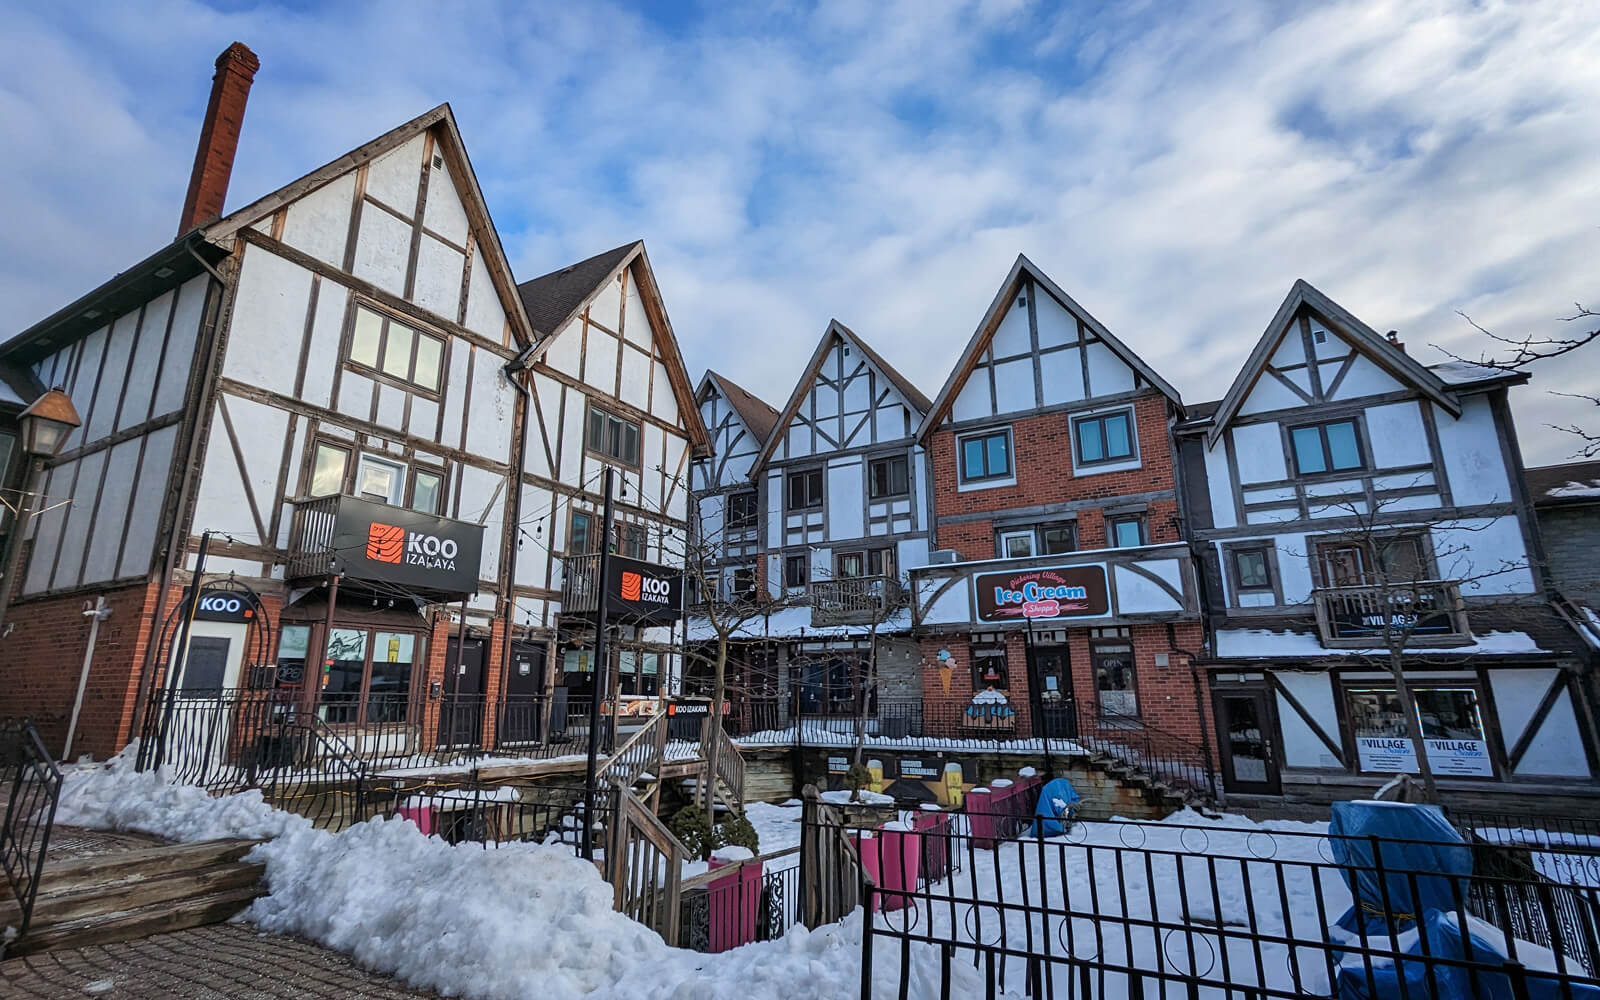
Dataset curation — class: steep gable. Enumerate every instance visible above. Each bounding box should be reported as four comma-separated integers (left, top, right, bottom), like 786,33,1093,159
918,254,1181,439
754,320,928,472
206,104,534,349
1207,279,1460,446
693,371,777,491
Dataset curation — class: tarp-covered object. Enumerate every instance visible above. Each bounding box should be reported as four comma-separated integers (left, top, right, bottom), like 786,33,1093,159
1327,801,1600,1000
1329,800,1472,936
1031,777,1081,837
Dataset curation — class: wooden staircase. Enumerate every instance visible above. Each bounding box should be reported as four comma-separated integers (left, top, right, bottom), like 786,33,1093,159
0,839,266,956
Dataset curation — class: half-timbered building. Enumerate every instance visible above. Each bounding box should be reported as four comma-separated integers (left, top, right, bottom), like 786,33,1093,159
910,255,1209,755
1175,280,1598,808
690,371,779,603
0,45,707,762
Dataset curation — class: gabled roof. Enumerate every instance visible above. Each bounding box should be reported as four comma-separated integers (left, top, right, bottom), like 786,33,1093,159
516,242,639,339
1205,279,1461,448
207,103,537,349
916,254,1182,439
511,241,710,452
752,319,930,473
701,369,780,444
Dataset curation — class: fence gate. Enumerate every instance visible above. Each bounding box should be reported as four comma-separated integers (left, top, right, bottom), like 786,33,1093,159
798,784,866,929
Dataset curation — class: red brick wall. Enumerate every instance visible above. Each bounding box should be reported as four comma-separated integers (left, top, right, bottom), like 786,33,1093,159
929,391,1181,559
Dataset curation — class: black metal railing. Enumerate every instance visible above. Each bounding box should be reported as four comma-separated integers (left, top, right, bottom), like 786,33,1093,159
817,811,1600,999
0,719,62,956
1072,707,1218,805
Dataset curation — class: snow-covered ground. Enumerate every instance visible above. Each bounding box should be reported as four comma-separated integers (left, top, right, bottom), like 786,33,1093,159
735,727,1086,755
53,753,979,1000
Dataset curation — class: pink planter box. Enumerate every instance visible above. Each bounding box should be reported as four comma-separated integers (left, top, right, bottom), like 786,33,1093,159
854,828,921,912
398,805,436,835
705,857,763,952
913,808,951,883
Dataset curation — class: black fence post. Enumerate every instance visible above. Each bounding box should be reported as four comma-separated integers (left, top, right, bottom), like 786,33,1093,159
860,882,876,1000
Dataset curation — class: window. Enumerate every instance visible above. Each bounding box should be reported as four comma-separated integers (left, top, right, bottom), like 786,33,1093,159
836,548,894,579
972,648,1008,690
999,530,1034,559
1093,640,1137,718
1316,535,1427,587
410,468,444,515
348,304,443,392
1108,515,1144,548
356,454,406,505
274,624,311,686
787,469,823,510
1232,548,1273,591
318,627,421,724
869,547,895,578
1040,523,1077,555
309,443,349,497
730,567,757,601
868,455,910,499
1074,410,1135,466
784,554,808,589
1347,687,1492,777
1290,420,1363,476
618,523,648,559
837,551,865,578
570,511,596,555
959,429,1012,483
727,491,758,530
586,405,641,466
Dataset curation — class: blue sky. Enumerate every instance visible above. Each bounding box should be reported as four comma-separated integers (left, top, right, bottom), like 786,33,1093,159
2,0,1597,464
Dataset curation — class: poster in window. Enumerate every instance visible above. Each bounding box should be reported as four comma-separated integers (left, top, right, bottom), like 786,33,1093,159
1349,687,1494,778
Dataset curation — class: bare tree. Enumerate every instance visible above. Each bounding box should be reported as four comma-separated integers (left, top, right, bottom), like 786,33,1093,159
1288,488,1529,803
1442,304,1600,457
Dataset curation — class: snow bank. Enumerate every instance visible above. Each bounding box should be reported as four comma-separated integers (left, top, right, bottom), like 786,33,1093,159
56,758,976,1000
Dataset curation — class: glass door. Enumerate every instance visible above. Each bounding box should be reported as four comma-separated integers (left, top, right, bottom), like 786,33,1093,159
1029,646,1076,739
1213,689,1280,794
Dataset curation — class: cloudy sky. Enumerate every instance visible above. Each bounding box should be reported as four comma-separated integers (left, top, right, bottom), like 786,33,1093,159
2,0,1596,464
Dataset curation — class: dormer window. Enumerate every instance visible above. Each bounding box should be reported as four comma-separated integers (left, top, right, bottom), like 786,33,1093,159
1289,419,1363,476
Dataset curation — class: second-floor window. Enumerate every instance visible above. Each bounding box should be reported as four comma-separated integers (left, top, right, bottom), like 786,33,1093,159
1316,535,1427,587
730,566,757,601
309,442,443,515
1074,409,1135,466
619,523,648,559
1290,419,1363,476
1232,547,1274,592
787,469,823,510
1108,515,1145,548
959,429,1012,484
784,553,808,589
836,547,895,579
727,491,758,530
587,405,641,467
997,522,1075,559
348,304,444,393
868,455,909,499
571,511,596,555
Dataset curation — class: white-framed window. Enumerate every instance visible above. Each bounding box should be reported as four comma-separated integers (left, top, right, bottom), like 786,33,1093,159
348,303,444,393
356,454,407,506
1073,408,1136,467
958,428,1013,485
999,529,1034,559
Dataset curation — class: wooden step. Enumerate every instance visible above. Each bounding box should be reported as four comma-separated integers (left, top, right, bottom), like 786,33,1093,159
29,837,262,893
18,861,265,928
10,883,263,956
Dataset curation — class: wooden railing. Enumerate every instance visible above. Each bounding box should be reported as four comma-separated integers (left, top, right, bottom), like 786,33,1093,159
604,782,685,943
809,576,902,626
1311,579,1470,647
798,784,868,929
285,494,340,579
701,721,746,808
559,554,602,615
594,712,669,790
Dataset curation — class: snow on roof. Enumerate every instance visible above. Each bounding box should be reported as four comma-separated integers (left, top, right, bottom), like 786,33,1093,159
1214,628,1548,659
1427,360,1523,385
685,605,913,641
1549,480,1600,499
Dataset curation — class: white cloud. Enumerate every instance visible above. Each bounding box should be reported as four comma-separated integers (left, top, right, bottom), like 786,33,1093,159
2,0,1596,463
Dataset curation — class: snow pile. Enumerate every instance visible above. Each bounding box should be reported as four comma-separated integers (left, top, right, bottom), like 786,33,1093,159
744,801,803,853
55,759,977,1000
821,788,894,805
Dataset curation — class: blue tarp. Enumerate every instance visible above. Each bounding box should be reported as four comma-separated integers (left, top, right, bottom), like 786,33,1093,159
1328,800,1600,1000
1031,777,1081,837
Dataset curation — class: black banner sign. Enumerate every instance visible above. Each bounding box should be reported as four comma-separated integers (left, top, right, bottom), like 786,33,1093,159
603,554,684,624
330,496,485,596
972,564,1110,623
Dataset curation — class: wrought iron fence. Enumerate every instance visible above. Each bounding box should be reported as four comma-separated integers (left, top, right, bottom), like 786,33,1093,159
0,719,63,956
679,852,802,952
818,811,1600,999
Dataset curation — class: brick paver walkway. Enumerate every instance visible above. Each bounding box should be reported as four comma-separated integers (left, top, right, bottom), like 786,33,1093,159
0,923,440,998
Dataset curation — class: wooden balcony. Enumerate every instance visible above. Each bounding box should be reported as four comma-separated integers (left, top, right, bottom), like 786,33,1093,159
810,576,904,627
560,553,602,616
1311,579,1471,648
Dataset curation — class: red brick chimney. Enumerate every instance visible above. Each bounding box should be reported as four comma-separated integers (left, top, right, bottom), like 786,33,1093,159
178,42,260,236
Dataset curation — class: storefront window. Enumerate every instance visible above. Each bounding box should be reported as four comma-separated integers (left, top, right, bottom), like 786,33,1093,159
972,648,1008,691
322,628,368,723
1093,641,1137,718
275,625,310,686
368,632,415,722
318,627,420,724
1348,686,1493,778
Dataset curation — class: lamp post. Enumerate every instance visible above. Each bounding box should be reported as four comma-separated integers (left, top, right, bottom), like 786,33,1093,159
0,387,82,639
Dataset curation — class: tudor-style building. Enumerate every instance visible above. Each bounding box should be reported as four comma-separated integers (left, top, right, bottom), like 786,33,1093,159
910,255,1209,749
0,45,706,760
691,370,779,605
1176,280,1598,807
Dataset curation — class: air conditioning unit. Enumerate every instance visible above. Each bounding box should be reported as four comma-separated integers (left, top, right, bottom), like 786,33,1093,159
928,549,960,565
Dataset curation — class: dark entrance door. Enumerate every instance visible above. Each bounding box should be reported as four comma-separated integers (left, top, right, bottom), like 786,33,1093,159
439,636,487,747
500,641,546,745
1029,645,1077,739
179,637,232,693
1213,689,1280,795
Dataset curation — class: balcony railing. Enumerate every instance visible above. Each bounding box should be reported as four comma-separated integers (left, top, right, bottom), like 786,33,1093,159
810,575,904,627
286,494,340,580
560,553,602,615
285,494,484,594
1311,578,1471,647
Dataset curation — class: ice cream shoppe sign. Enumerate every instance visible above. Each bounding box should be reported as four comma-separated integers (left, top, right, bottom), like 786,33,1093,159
1355,736,1494,778
973,565,1110,623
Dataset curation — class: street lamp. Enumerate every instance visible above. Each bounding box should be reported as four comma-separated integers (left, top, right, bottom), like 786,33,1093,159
0,386,83,638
